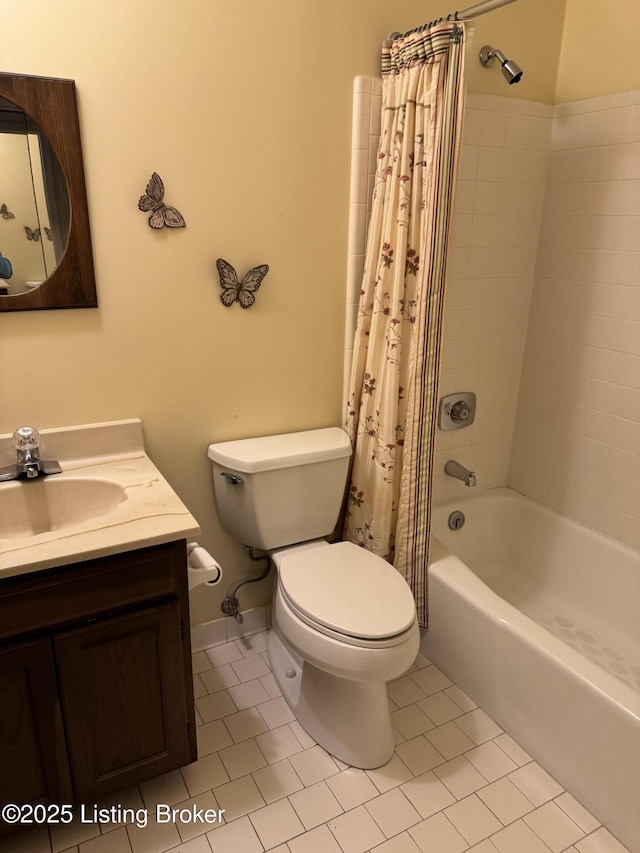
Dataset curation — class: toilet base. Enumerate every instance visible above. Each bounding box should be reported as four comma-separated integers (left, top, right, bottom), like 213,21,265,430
268,627,395,769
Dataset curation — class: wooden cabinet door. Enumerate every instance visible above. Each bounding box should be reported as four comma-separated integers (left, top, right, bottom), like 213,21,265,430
0,638,72,827
54,602,194,801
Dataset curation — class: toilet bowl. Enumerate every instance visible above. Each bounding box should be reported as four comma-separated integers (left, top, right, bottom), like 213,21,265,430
207,428,420,768
268,540,420,768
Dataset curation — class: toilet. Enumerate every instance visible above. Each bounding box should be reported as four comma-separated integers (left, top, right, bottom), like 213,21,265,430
207,427,420,768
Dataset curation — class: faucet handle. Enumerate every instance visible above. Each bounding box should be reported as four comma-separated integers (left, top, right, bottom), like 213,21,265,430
12,426,41,450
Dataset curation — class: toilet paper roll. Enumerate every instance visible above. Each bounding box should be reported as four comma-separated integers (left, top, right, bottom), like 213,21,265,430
187,542,222,590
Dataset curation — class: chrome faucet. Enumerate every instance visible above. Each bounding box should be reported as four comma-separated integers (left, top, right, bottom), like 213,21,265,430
444,459,476,487
0,426,62,481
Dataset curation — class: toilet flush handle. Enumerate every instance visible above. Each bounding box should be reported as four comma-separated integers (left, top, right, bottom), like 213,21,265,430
219,471,244,485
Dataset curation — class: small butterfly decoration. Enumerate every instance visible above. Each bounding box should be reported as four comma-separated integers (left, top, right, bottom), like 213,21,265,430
24,226,52,242
0,204,15,220
138,172,186,230
216,258,269,309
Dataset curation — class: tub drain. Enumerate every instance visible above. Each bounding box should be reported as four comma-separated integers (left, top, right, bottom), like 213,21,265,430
448,510,465,530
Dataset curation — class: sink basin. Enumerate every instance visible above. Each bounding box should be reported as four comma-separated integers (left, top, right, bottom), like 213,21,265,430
0,477,127,539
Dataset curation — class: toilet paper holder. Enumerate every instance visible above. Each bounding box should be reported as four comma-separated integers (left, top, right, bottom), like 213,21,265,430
187,542,222,590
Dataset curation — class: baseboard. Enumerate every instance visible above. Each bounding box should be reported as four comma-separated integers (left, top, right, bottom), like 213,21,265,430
190,604,271,652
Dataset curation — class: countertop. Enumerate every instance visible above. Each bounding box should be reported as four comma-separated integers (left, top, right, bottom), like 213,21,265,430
0,419,200,578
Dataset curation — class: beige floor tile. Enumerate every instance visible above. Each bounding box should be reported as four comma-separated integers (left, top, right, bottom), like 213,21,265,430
140,770,189,810
248,798,305,849
523,802,584,852
326,766,380,810
0,825,52,853
51,818,101,853
180,751,229,797
227,679,271,710
477,777,535,824
200,664,241,695
172,790,223,843
195,690,237,724
251,758,304,804
212,775,265,822
434,755,488,799
255,724,304,764
395,735,445,777
508,763,564,807
257,696,297,729
554,793,600,834
490,818,554,853
408,812,468,853
229,654,270,683
205,644,243,668
425,721,475,759
218,738,267,780
191,651,213,674
206,815,263,853
328,805,386,853
366,753,413,794
287,824,343,853
289,780,343,829
390,704,434,739
365,788,422,838
72,633,629,853
126,815,181,853
576,827,631,853
288,745,340,786
196,719,234,757
444,794,503,846
400,771,456,819
224,707,269,742
408,665,453,696
455,709,503,745
78,827,132,853
387,675,428,708
417,692,464,726
370,831,423,852
464,741,518,782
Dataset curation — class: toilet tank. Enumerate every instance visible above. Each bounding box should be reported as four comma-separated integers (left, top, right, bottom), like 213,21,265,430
207,428,352,550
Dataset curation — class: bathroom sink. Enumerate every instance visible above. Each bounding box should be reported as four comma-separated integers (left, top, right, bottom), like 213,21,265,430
0,477,127,539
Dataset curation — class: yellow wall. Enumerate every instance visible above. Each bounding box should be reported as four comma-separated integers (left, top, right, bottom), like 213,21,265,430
458,0,566,103
0,0,569,624
556,0,640,102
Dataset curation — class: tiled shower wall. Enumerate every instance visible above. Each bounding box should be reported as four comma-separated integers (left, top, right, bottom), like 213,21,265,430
510,91,640,550
345,80,640,549
345,83,553,501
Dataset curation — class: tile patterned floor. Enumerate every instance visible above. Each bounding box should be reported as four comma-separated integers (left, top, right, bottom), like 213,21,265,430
2,632,631,853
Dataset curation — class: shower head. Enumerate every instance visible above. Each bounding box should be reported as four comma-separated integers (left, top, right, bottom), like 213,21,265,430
479,44,523,85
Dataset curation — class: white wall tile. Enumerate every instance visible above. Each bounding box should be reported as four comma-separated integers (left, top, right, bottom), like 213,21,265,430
345,83,638,549
511,90,640,547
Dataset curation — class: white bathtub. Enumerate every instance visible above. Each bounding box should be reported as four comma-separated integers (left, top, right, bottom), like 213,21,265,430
423,487,640,853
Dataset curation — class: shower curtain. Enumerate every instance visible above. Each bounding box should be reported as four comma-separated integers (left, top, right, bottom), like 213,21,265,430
343,21,466,627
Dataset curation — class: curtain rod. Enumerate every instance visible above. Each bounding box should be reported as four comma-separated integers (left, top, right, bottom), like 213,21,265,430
451,0,519,22
389,0,519,39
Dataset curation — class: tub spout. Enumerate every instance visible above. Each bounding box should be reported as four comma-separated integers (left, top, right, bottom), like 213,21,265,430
444,459,476,487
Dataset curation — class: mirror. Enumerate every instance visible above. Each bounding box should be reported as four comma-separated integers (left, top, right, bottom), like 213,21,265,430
0,73,97,311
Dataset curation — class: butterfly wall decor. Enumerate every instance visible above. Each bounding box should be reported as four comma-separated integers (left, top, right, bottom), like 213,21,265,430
138,172,186,230
216,258,269,309
0,204,14,220
24,226,52,242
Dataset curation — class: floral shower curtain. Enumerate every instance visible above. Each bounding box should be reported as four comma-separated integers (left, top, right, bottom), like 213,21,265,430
343,21,466,627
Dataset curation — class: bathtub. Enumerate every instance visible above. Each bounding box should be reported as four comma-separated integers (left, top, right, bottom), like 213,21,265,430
423,487,640,853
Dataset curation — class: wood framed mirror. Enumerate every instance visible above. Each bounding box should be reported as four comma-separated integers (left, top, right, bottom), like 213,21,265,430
0,72,97,311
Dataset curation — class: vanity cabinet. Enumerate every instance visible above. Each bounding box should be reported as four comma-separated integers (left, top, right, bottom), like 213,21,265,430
0,540,196,831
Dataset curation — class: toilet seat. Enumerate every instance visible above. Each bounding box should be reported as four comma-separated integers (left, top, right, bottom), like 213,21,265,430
277,541,417,647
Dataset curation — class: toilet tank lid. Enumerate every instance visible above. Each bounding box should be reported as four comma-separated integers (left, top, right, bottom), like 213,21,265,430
207,427,352,473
